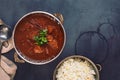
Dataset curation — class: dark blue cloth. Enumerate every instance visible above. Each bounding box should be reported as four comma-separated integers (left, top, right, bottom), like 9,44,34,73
0,0,120,80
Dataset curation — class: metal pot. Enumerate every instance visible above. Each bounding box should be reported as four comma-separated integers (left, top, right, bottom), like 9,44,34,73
2,11,66,65
53,55,101,80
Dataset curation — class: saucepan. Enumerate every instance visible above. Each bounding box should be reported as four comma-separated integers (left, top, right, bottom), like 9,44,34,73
53,55,101,80
2,11,66,65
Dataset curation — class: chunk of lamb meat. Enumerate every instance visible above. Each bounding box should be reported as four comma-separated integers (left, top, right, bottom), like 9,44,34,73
34,45,44,54
48,39,58,49
47,25,55,33
47,35,53,42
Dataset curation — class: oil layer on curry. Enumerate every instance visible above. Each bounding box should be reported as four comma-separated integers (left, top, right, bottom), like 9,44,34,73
14,13,64,61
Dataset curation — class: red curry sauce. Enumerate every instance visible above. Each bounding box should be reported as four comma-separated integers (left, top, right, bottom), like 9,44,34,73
14,13,64,61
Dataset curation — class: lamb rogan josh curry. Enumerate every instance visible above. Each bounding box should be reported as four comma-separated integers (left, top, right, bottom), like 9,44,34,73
14,13,64,61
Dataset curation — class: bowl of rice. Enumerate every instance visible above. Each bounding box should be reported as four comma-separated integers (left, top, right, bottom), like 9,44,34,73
53,55,99,80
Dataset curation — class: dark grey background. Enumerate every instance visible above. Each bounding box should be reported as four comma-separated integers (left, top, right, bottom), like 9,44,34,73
0,0,120,80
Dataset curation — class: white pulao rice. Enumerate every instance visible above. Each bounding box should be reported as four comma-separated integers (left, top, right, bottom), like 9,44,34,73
56,58,96,80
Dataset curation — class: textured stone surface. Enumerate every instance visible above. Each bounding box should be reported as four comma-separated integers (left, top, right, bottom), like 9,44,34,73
0,0,120,80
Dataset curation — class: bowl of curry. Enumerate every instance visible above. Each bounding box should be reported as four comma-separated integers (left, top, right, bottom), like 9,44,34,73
12,11,66,65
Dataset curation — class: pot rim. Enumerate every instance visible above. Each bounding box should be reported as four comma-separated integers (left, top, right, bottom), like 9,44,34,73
12,11,66,65
53,55,100,80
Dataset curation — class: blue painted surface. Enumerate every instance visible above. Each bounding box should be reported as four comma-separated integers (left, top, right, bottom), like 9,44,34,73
0,0,120,80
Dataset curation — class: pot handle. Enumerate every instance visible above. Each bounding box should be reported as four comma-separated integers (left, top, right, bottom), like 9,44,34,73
96,64,102,71
14,52,25,63
53,13,64,24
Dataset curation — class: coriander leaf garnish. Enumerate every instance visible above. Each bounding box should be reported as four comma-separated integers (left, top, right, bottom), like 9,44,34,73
34,29,48,45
